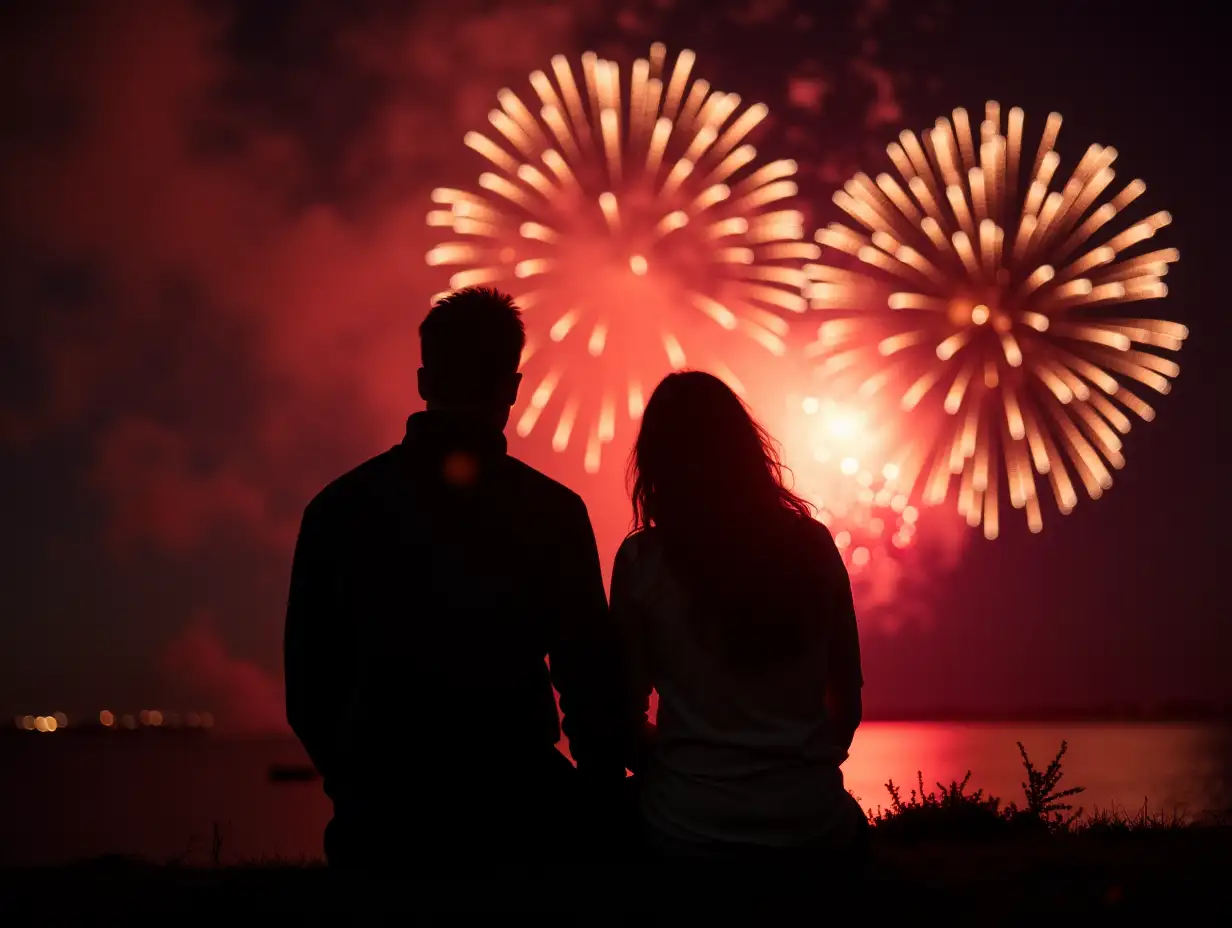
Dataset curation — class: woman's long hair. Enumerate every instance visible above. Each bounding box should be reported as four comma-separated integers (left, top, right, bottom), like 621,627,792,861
629,371,819,672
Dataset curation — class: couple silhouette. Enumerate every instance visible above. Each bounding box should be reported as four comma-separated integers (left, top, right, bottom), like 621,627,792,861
285,287,866,904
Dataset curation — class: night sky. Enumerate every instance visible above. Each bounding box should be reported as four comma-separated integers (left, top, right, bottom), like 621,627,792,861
1,0,1227,729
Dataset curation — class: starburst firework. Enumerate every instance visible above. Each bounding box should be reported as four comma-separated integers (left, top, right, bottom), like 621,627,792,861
427,43,811,473
807,102,1187,537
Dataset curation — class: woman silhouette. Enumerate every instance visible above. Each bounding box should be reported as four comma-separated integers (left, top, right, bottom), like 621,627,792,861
612,371,867,894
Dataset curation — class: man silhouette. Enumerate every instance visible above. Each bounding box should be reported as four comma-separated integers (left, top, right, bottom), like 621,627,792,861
285,287,623,874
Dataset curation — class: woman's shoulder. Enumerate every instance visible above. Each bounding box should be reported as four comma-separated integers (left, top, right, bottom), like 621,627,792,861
613,528,674,600
782,511,833,545
615,527,664,564
782,512,848,573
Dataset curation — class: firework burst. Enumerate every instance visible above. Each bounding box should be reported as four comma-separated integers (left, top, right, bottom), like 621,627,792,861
427,43,811,473
806,102,1188,538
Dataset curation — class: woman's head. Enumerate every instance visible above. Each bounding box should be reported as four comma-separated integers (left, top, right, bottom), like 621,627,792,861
630,371,811,532
627,372,819,672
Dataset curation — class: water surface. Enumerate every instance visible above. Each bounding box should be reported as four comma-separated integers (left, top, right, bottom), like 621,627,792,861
3,722,1228,866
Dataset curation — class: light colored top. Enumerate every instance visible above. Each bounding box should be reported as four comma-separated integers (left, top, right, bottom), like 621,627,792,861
611,520,864,847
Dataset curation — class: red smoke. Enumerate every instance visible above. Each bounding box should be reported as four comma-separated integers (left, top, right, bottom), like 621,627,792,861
162,613,287,733
92,417,294,553
1,0,937,719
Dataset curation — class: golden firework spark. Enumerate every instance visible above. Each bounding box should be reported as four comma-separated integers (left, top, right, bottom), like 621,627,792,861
426,44,810,473
806,103,1187,538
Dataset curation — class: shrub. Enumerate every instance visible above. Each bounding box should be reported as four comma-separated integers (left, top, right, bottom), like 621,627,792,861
868,740,1086,841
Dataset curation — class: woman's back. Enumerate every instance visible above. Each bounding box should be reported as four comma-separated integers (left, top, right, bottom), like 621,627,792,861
613,516,865,848
616,370,865,851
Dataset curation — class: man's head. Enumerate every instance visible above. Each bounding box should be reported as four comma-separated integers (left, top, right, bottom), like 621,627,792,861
418,287,525,429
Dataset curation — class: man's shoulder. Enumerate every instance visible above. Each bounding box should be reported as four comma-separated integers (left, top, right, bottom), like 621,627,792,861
502,454,587,512
304,447,402,517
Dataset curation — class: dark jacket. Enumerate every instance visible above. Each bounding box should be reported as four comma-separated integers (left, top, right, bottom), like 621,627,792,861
285,411,623,814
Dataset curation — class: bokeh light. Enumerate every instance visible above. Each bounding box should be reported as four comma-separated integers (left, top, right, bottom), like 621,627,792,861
777,394,920,573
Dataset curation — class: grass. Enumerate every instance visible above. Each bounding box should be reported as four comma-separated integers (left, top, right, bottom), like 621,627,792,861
2,741,1229,916
865,740,1227,841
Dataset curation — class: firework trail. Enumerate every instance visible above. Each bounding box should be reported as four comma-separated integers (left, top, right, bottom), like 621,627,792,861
806,102,1187,538
427,43,811,473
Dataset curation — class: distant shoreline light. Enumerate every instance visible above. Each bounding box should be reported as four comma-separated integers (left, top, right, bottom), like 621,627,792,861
12,709,214,732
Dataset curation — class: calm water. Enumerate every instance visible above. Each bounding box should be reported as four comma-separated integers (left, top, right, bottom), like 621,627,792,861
3,722,1230,866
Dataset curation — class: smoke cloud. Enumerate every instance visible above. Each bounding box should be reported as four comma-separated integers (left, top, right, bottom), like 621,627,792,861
1,0,947,723
162,613,287,733
848,508,969,633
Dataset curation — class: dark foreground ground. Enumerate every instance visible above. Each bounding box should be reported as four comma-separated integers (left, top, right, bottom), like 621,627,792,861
6,744,1229,918
4,829,1231,919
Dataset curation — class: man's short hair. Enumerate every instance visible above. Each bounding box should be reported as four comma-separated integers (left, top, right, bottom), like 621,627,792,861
419,287,525,402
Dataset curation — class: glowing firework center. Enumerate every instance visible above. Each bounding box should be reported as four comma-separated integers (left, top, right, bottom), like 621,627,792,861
776,395,920,572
